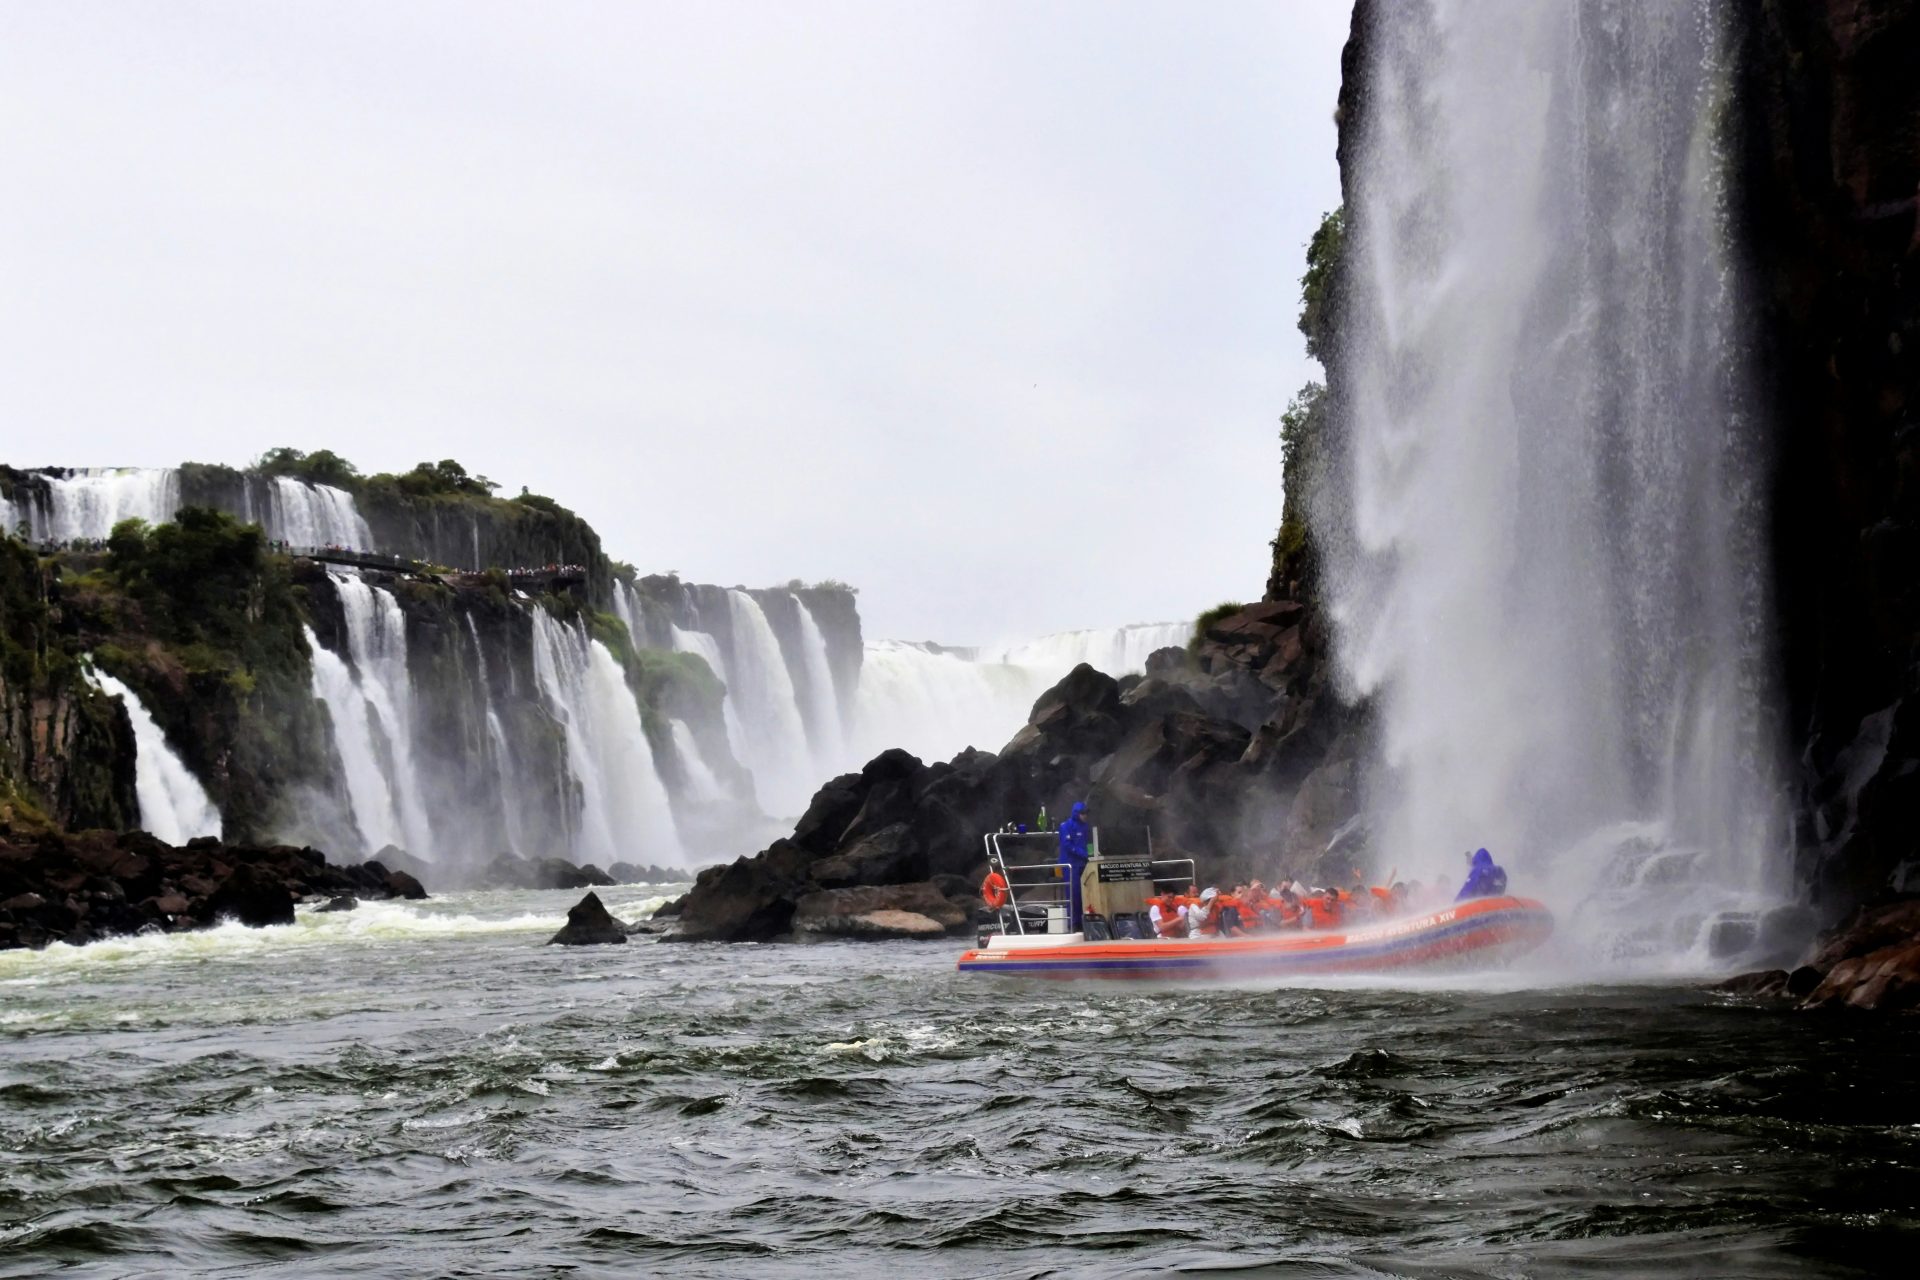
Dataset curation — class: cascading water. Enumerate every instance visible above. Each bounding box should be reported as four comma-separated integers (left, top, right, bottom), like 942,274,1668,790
263,477,372,549
721,592,815,816
308,574,438,860
85,667,222,844
305,626,403,856
529,610,682,866
1326,0,1783,962
978,622,1189,678
791,597,844,760
28,468,180,542
846,640,1040,768
845,622,1189,770
668,719,727,804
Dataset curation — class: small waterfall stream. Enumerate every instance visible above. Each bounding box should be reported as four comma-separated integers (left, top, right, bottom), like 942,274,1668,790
722,592,815,816
791,597,844,761
529,611,683,867
264,477,372,549
86,667,222,844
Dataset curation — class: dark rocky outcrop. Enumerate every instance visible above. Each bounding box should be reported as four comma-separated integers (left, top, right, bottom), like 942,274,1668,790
472,853,617,892
791,882,970,941
0,827,429,950
546,891,629,946
1719,899,1920,1012
665,585,1357,943
1735,1,1920,916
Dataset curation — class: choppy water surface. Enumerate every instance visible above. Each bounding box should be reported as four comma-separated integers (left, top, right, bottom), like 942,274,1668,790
2,886,1915,1278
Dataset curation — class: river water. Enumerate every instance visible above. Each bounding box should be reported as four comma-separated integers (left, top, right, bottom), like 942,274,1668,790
2,885,1915,1278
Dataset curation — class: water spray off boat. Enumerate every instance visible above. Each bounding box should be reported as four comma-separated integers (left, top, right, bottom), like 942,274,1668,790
957,810,1552,981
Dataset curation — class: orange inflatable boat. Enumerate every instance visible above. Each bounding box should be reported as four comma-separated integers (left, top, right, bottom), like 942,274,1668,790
957,894,1554,980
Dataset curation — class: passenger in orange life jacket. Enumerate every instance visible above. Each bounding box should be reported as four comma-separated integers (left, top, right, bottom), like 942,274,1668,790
1187,887,1223,937
1146,890,1188,939
1215,887,1251,936
1239,881,1269,932
1305,888,1343,930
1268,885,1306,929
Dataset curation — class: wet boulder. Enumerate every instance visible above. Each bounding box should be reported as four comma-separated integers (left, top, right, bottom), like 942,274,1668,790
791,881,970,942
316,895,359,913
1803,940,1920,1012
810,822,921,889
666,839,814,943
201,864,297,929
385,871,428,900
547,891,629,946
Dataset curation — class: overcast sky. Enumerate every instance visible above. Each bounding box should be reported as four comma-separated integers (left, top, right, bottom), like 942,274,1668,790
0,1,1348,643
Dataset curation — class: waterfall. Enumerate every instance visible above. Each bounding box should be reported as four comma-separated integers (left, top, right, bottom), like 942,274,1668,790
264,477,372,549
308,573,437,860
464,613,523,855
305,625,403,855
29,468,179,542
668,719,727,803
529,609,682,866
85,667,222,844
846,640,1039,768
978,622,1188,676
792,596,843,759
721,591,815,816
1326,1,1781,957
845,623,1185,770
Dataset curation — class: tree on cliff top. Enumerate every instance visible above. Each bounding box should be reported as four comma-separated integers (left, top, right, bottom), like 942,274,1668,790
387,459,498,499
1298,208,1344,365
106,508,279,654
252,447,361,490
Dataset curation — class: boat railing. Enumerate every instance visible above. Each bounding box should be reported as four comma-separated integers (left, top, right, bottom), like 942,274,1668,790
985,832,1070,936
983,830,1199,938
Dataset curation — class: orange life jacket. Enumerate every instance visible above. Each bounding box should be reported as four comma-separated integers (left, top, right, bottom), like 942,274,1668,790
1306,896,1341,929
1147,894,1186,938
1215,894,1251,935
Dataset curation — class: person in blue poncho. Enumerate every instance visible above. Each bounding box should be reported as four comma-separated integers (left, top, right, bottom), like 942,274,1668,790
1456,847,1509,901
1056,801,1091,930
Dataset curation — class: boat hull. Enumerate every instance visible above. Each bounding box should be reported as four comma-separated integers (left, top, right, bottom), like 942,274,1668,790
955,895,1553,980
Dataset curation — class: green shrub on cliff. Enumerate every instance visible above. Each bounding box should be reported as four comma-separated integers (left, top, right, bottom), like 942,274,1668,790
1272,382,1327,593
107,508,280,653
381,459,498,499
1190,600,1245,651
253,447,361,490
1299,208,1344,365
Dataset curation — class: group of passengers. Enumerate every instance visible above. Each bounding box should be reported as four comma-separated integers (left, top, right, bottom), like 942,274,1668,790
1146,876,1419,938
1139,847,1510,938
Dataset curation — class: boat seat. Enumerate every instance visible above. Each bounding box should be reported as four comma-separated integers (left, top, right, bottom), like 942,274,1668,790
1110,916,1142,940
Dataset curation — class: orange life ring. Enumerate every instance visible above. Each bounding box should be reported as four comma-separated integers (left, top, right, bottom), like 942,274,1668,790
981,871,1010,910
